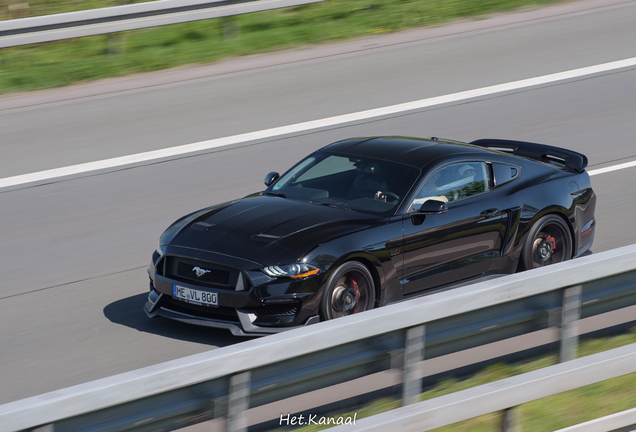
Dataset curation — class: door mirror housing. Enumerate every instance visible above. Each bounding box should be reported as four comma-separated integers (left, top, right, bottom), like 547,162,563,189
264,171,280,187
414,199,448,214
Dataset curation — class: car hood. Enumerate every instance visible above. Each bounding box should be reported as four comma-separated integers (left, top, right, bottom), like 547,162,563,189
166,194,381,266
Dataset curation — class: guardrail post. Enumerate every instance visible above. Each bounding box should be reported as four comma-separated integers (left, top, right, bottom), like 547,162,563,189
222,17,241,39
560,285,582,362
106,33,126,56
501,407,521,432
227,371,250,432
402,324,425,406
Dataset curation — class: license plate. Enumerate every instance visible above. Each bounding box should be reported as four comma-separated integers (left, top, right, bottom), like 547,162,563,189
172,284,218,307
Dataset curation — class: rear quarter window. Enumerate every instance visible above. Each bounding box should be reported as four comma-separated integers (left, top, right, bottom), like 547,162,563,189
492,162,520,187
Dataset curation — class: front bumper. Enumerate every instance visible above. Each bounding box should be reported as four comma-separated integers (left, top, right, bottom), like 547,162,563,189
145,248,322,336
144,291,320,336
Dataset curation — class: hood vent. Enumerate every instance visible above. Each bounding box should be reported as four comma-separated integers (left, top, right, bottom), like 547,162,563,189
251,233,282,242
191,222,214,231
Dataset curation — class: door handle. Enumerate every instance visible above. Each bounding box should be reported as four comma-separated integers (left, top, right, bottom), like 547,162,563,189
480,208,499,217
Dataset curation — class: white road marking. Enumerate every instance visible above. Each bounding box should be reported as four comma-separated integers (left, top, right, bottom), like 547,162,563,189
2,57,636,190
588,160,636,176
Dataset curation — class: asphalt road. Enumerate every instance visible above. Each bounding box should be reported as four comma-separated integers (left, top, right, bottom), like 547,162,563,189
1,0,636,405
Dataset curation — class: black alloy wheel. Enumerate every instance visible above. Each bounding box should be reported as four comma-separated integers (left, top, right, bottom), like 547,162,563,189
520,214,572,271
320,262,375,320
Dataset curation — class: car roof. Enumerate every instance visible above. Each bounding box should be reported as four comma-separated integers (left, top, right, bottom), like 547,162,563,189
321,136,494,168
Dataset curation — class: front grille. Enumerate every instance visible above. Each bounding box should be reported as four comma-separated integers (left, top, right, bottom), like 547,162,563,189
162,296,240,323
164,256,239,289
254,303,299,317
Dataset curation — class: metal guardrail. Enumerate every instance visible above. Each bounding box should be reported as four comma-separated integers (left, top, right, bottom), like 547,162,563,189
0,0,328,48
554,407,636,432
1,243,636,432
331,342,636,432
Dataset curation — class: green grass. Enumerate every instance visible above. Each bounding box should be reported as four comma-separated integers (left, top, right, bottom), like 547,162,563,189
0,0,572,94
275,327,636,431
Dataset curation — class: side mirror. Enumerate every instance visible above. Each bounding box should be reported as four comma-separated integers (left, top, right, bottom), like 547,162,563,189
414,199,448,214
264,171,279,187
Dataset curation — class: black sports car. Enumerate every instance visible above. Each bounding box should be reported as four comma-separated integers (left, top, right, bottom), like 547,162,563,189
144,136,596,336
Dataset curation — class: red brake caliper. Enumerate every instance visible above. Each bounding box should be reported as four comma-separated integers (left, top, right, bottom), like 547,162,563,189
545,235,556,253
351,279,360,313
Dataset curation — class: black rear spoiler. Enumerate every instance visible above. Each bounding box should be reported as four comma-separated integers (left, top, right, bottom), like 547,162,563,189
470,139,588,173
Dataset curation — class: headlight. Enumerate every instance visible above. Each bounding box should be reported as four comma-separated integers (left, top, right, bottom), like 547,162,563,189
156,243,164,257
262,263,319,279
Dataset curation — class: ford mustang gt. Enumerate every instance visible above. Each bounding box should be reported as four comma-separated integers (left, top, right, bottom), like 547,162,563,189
144,136,596,336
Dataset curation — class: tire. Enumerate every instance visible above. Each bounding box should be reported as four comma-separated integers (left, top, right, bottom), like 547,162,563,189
320,262,375,320
519,214,572,271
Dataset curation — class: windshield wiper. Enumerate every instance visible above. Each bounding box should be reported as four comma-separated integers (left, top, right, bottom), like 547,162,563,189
317,201,354,211
266,191,287,198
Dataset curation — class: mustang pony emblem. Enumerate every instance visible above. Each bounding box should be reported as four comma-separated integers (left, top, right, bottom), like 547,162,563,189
192,266,211,277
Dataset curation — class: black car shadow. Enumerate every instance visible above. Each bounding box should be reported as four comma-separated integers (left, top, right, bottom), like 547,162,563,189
103,293,254,347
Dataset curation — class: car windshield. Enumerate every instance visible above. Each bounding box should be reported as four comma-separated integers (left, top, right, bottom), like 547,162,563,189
267,152,420,215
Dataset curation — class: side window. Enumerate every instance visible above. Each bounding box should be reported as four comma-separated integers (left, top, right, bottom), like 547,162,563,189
413,162,489,205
